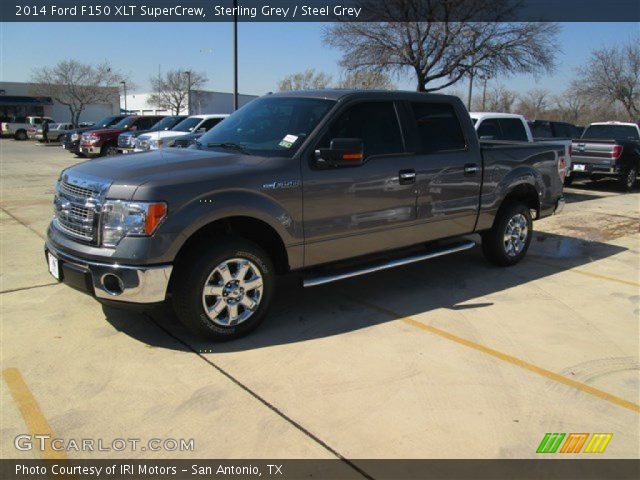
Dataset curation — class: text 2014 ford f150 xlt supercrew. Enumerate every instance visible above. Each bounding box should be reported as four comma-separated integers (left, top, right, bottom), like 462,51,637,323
45,91,565,340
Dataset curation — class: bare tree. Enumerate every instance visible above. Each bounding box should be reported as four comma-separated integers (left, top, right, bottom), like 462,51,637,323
31,60,124,126
554,90,588,124
484,85,519,113
277,69,333,91
573,37,639,120
337,70,395,89
323,0,559,92
148,69,207,115
518,88,551,119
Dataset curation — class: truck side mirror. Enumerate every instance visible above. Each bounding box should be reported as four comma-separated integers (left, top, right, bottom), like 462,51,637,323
315,138,364,167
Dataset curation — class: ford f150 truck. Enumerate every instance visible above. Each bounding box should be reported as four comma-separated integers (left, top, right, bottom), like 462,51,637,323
571,121,640,191
63,115,128,156
134,114,228,152
80,115,165,157
117,115,188,153
45,91,565,341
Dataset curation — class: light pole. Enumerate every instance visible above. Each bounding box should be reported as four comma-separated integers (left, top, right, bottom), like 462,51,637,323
184,70,192,115
233,0,238,111
120,81,127,113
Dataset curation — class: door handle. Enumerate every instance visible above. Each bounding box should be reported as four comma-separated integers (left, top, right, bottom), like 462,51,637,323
464,164,480,175
399,169,416,184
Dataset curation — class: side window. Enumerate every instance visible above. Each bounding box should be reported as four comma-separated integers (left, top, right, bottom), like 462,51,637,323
498,119,528,141
318,102,403,158
410,102,466,154
199,118,223,131
477,119,500,139
531,122,552,138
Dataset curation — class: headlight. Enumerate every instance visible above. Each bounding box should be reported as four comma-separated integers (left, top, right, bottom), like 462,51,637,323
71,133,79,141
101,200,167,247
150,139,164,149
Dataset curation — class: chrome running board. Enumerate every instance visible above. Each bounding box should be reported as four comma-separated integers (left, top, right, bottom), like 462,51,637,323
303,240,476,288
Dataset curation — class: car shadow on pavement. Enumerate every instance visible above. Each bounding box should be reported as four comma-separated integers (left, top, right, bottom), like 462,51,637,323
102,231,628,353
565,180,637,204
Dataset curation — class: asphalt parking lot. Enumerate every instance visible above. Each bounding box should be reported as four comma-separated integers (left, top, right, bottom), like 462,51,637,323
1,139,639,463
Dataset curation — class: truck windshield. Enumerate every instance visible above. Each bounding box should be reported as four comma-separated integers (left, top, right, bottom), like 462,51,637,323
150,116,181,131
172,117,203,132
198,97,336,157
94,116,122,128
582,125,639,141
111,116,136,129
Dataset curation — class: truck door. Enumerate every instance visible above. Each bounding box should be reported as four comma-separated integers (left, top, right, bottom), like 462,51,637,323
403,100,481,241
302,100,418,266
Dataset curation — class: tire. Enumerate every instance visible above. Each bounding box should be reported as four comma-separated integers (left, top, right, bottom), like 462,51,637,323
172,237,275,341
619,165,638,192
14,130,27,141
101,144,119,156
57,134,65,143
482,202,533,267
563,176,573,187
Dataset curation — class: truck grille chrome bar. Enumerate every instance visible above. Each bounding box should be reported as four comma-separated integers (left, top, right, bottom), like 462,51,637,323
53,174,110,245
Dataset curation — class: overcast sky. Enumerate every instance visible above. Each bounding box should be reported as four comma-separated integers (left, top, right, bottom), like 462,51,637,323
1,22,638,96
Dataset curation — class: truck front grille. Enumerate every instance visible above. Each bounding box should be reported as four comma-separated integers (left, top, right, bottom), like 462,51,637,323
118,135,132,147
53,175,109,245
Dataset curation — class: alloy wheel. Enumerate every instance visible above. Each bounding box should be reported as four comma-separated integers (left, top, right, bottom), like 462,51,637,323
201,258,264,326
503,213,528,257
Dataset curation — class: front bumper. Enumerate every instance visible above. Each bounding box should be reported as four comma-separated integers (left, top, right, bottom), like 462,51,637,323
79,145,101,156
45,243,172,304
118,147,135,154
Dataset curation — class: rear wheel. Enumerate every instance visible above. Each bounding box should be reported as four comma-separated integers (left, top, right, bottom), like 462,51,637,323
172,237,275,341
619,165,638,192
482,202,533,266
563,176,573,187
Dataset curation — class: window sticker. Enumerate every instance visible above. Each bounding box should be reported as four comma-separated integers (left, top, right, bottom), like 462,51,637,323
278,134,299,148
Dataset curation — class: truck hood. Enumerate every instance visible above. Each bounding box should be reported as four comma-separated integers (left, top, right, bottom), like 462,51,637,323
139,130,190,141
67,148,259,189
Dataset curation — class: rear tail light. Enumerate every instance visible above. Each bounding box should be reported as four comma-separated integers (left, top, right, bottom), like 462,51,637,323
558,156,566,182
611,145,623,160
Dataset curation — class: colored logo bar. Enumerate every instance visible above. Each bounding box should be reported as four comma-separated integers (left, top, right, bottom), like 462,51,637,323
537,433,612,454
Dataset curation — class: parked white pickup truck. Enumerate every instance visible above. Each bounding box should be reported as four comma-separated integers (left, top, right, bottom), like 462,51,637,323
1,116,55,140
134,114,228,152
470,112,572,181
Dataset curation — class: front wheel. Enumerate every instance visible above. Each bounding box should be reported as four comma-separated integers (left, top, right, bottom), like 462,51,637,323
619,165,638,192
101,144,119,156
482,202,533,266
14,130,27,141
172,237,275,341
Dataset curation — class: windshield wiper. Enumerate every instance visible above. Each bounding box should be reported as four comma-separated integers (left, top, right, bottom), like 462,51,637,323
206,142,249,154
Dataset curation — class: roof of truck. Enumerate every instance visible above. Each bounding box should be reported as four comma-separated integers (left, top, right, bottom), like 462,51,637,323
469,112,526,120
268,89,461,102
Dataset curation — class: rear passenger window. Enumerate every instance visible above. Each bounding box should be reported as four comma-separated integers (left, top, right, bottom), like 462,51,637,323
498,119,528,141
477,119,500,139
410,102,466,153
318,102,403,158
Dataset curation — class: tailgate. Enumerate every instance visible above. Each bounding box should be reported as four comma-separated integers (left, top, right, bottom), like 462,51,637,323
572,140,616,164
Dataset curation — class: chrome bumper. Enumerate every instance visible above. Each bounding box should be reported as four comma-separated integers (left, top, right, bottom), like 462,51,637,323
46,243,172,304
554,196,565,215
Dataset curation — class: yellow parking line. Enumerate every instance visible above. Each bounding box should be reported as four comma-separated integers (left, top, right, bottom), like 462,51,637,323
2,368,68,460
346,297,640,414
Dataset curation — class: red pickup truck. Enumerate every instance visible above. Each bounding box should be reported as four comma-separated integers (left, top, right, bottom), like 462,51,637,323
79,115,164,157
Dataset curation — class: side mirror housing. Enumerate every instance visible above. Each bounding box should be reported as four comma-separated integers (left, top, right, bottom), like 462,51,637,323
315,138,364,167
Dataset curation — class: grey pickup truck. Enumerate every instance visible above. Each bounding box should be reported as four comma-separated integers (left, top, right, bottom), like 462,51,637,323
571,122,640,191
45,91,565,340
